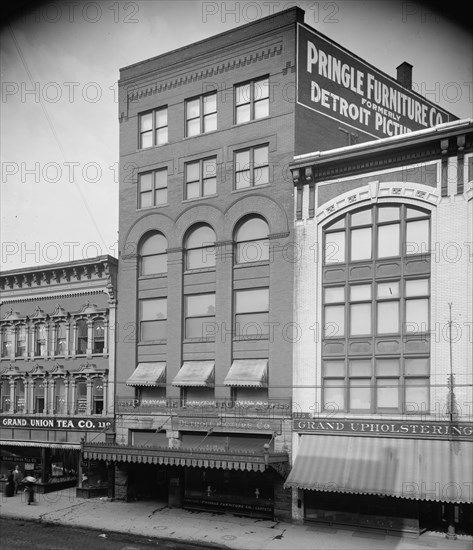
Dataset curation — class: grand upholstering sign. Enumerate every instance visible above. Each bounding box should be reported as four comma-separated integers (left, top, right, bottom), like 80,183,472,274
297,24,454,138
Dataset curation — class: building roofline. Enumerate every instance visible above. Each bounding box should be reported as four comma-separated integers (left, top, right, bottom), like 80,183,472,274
119,6,304,80
291,118,473,168
0,255,118,279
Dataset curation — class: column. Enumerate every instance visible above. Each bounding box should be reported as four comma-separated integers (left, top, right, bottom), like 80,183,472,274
25,323,30,359
64,379,70,415
86,378,93,416
50,324,57,359
70,379,77,414
22,378,29,414
71,322,77,358
43,379,49,413
102,375,108,416
103,320,109,356
106,302,116,416
27,379,35,414
28,325,35,359
44,323,50,359
8,326,15,359
9,379,15,413
86,320,93,358
49,379,56,414
65,322,71,359
166,248,184,400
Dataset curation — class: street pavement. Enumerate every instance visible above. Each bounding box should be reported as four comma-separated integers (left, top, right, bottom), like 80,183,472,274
1,488,472,550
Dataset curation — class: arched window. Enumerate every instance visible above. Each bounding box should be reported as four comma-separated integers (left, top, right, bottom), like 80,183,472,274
93,320,105,354
34,379,45,413
322,204,431,414
0,379,10,412
55,323,67,355
55,379,66,414
140,232,167,275
185,225,216,270
15,380,25,413
93,378,104,415
35,324,47,357
1,326,14,357
234,216,269,264
75,379,87,414
76,320,88,355
16,325,27,357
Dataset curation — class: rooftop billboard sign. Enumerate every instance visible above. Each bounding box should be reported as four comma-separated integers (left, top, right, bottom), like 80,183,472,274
297,24,455,139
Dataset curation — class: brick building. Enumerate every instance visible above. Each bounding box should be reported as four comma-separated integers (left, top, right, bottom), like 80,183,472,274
81,7,459,521
287,119,473,535
0,256,117,496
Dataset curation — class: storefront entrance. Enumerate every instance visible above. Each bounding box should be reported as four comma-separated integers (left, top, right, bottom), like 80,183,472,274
127,462,169,503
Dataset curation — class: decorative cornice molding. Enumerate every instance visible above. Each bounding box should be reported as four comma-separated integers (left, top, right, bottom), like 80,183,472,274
126,44,283,103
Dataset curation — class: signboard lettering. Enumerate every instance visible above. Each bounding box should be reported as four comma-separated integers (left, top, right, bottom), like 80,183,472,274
0,415,113,431
297,24,454,138
294,418,473,439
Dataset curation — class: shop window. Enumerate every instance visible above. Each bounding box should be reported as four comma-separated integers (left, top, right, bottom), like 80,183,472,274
185,157,217,199
35,324,47,357
76,380,87,414
16,325,27,357
139,232,168,276
92,321,105,354
139,106,168,149
182,387,214,406
185,92,217,137
92,378,104,415
34,380,45,413
139,298,167,341
55,323,67,355
138,168,167,208
231,387,268,405
185,225,216,270
322,204,431,414
76,319,88,354
235,76,269,124
136,386,166,407
234,288,269,339
234,145,269,189
185,293,216,339
234,216,269,264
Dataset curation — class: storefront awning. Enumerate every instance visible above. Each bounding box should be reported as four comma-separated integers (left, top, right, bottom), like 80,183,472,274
172,361,214,387
0,440,80,450
285,435,473,504
82,442,289,473
224,360,268,387
126,362,166,387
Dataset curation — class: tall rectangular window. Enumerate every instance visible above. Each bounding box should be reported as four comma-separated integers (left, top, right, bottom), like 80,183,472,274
234,288,269,338
322,205,431,414
185,294,216,339
234,145,269,189
139,107,168,149
235,76,269,124
139,168,168,208
16,326,27,357
185,92,217,137
140,298,167,341
185,158,217,199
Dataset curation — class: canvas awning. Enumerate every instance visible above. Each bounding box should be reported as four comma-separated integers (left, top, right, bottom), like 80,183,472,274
172,361,214,387
224,359,268,387
285,435,473,504
0,440,80,450
126,362,166,387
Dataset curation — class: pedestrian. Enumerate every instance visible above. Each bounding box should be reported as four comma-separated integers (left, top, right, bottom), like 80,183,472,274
5,470,15,497
13,465,23,494
25,481,35,505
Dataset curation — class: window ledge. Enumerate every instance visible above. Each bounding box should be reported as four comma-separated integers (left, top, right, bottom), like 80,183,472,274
231,183,270,195
233,261,269,269
139,273,168,280
233,335,269,342
138,340,167,346
136,143,169,153
182,193,218,204
136,204,169,212
184,267,216,275
231,116,269,129
181,129,219,141
183,338,215,344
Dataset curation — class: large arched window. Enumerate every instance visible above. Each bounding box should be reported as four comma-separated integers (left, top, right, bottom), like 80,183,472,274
322,204,431,414
55,379,66,414
55,323,67,356
14,379,25,413
35,324,47,357
0,379,10,412
34,379,45,413
16,325,27,357
92,320,105,354
75,379,87,414
140,232,167,275
185,225,216,270
92,378,104,415
76,320,88,355
234,216,269,264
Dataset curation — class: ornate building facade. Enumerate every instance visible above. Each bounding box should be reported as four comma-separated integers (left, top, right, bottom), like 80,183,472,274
0,256,117,495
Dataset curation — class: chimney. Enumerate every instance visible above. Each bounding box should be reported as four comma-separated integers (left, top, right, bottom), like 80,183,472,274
396,62,413,89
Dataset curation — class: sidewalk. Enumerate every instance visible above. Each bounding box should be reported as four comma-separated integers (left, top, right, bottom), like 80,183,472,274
1,489,472,550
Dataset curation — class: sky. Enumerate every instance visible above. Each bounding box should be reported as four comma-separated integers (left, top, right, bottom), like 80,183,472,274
1,0,472,271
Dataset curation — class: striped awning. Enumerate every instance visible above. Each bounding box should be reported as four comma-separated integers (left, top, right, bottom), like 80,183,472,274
285,435,473,504
172,361,214,387
126,362,166,387
0,440,80,450
224,360,268,387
